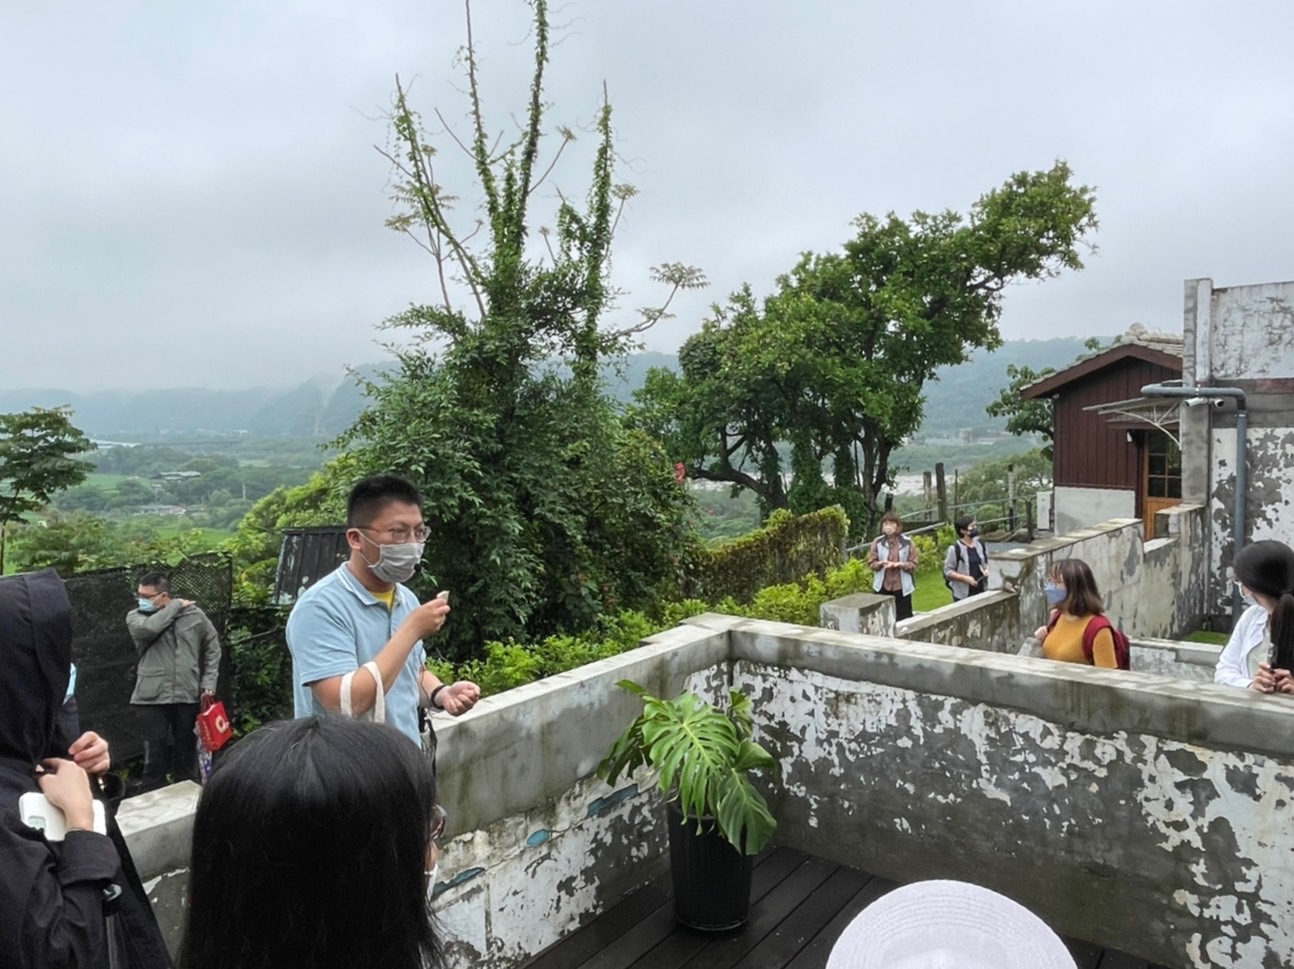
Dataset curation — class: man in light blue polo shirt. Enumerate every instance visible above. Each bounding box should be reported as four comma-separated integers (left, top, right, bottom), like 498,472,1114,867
285,474,480,750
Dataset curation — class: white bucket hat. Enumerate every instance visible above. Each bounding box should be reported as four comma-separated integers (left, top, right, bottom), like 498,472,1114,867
826,880,1077,969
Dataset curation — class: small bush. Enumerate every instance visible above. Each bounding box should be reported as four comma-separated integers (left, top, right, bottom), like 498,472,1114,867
433,555,879,698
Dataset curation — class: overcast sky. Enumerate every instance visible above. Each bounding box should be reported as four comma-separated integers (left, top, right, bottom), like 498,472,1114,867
3,1,1293,392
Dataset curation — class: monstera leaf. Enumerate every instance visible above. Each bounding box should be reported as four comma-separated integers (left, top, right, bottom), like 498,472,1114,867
598,679,778,854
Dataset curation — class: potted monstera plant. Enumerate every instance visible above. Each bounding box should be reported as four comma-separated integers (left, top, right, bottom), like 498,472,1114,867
598,679,778,930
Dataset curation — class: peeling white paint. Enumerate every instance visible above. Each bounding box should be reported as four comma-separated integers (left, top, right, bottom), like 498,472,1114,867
738,657,1294,968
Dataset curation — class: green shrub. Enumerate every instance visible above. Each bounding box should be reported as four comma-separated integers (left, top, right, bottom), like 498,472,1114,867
225,606,294,735
688,506,847,604
434,554,880,698
913,533,941,578
660,598,713,627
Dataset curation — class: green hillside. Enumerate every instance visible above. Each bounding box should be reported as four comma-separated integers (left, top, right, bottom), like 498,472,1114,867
0,337,1104,440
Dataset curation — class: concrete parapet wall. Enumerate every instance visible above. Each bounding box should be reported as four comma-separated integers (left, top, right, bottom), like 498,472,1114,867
820,592,895,636
730,618,1294,969
1053,485,1135,539
116,781,201,955
1131,639,1221,682
423,620,732,965
870,509,1209,655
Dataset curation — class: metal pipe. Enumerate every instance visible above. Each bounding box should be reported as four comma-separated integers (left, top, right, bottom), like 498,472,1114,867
1142,382,1248,624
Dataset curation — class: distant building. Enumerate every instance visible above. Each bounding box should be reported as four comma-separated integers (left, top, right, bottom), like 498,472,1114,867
1029,282,1294,622
136,504,187,516
156,470,202,481
1022,323,1184,540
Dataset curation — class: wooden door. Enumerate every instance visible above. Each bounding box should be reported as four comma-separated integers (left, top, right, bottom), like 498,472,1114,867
1142,431,1182,540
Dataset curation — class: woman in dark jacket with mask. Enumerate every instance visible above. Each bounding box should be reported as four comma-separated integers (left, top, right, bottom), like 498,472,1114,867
0,568,171,969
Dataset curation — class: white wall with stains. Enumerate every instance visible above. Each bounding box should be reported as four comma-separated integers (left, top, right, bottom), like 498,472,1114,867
1183,277,1294,616
731,621,1294,969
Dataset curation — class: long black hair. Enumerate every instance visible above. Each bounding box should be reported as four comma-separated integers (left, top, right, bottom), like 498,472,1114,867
179,717,441,969
1234,540,1294,670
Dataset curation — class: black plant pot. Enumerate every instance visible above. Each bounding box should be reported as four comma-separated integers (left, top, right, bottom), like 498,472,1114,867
667,802,754,931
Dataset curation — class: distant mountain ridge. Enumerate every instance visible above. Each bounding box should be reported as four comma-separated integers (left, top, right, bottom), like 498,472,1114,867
0,339,1104,439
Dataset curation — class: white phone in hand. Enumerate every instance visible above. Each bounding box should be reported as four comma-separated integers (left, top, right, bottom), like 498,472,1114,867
19,792,107,841
436,590,450,603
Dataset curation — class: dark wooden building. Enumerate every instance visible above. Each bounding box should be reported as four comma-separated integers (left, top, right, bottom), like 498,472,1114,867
1022,328,1183,539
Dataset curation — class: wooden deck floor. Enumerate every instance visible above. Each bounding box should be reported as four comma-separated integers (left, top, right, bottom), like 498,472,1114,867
521,846,1173,969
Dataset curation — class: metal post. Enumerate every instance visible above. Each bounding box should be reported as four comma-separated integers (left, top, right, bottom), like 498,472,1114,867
1007,462,1017,534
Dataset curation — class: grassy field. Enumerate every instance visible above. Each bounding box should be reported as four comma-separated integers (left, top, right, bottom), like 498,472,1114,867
912,581,950,613
150,521,235,544
84,472,133,488
1184,629,1229,646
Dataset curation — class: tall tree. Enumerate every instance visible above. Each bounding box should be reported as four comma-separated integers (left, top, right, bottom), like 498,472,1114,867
0,406,95,573
335,0,705,656
634,162,1098,534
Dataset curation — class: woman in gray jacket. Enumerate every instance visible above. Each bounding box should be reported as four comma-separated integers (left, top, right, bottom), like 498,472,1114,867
867,511,919,620
943,516,989,601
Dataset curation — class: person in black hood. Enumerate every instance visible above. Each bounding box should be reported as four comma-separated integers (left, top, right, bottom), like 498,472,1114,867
0,568,171,969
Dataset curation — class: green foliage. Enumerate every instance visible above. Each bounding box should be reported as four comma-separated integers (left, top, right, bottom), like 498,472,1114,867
688,506,847,605
633,162,1098,529
336,1,704,658
911,532,943,579
225,607,295,734
223,460,353,604
7,510,211,575
433,553,875,699
690,486,763,545
598,681,777,855
951,448,1052,508
0,406,96,572
986,337,1102,457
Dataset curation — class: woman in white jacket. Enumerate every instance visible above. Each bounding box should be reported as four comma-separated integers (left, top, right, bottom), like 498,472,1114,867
1215,540,1294,693
1214,601,1271,689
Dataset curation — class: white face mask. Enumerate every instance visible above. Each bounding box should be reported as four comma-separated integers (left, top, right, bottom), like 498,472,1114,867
1238,584,1257,607
358,533,425,585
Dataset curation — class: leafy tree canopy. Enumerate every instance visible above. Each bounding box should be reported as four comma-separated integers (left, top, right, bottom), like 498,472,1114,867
333,0,706,657
0,406,95,572
633,162,1098,537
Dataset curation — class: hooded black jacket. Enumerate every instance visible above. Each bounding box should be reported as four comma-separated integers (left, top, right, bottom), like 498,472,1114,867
0,569,167,969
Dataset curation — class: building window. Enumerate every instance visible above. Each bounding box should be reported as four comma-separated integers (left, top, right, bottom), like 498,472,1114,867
1146,433,1182,499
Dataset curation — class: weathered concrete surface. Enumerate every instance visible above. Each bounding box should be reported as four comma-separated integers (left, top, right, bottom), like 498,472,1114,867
887,510,1208,655
1184,277,1294,618
117,781,200,955
434,773,668,967
897,589,1021,652
820,592,895,636
434,622,729,837
1130,639,1221,682
117,588,1271,969
430,624,728,965
1053,484,1135,539
730,619,1294,969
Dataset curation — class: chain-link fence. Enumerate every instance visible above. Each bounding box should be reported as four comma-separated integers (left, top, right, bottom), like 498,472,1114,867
64,553,233,764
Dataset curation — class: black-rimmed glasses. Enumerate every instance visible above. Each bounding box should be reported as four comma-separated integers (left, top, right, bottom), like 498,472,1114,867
356,524,431,543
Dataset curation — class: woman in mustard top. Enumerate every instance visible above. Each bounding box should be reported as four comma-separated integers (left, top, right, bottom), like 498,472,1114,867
1032,558,1119,668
